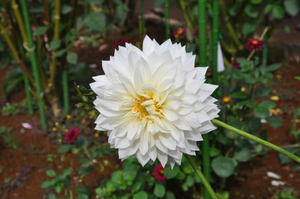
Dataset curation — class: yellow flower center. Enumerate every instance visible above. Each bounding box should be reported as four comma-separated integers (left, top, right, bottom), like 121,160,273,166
131,92,164,120
222,97,232,103
177,28,184,35
251,40,258,45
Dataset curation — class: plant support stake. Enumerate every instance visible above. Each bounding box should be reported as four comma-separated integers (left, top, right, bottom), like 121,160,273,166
164,0,170,39
198,0,211,199
210,0,219,83
212,119,300,163
20,0,47,130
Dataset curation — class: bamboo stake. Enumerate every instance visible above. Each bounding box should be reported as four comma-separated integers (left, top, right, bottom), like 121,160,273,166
11,0,33,115
210,0,219,83
198,1,211,199
18,38,34,115
48,0,61,92
198,0,207,66
20,0,47,130
164,0,170,39
0,23,34,84
11,0,28,46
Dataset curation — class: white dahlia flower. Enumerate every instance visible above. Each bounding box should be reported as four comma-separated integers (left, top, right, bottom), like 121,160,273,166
90,36,219,167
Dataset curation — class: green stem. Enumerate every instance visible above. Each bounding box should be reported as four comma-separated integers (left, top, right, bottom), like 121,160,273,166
164,0,170,39
18,38,33,115
210,0,219,83
212,119,300,163
20,0,47,130
198,0,207,66
198,1,210,199
186,156,218,199
62,68,70,113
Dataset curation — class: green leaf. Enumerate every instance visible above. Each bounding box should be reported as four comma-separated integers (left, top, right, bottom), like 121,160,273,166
234,148,252,162
242,22,257,36
259,100,276,109
46,170,56,177
264,4,274,14
58,145,71,153
230,91,248,99
245,5,259,18
67,52,78,64
154,183,165,198
132,181,142,193
166,192,175,199
164,166,179,179
253,106,269,118
49,40,61,51
266,63,281,71
62,4,72,14
33,26,48,36
48,193,57,199
284,0,299,16
77,194,89,199
41,180,55,188
212,156,236,178
251,0,262,4
210,147,221,157
84,12,106,32
133,191,148,199
266,116,283,128
253,88,271,98
272,5,285,19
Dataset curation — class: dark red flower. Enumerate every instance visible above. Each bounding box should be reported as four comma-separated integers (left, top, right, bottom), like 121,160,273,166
246,38,264,51
113,39,128,49
206,69,212,77
65,128,80,144
193,27,199,36
232,60,240,69
153,164,166,182
173,27,186,39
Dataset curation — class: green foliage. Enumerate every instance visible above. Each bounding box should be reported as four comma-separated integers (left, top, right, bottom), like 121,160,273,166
212,156,236,178
0,126,17,150
2,102,26,116
212,57,282,182
2,67,24,97
274,188,298,199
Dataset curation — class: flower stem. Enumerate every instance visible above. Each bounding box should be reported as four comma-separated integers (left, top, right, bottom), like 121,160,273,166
164,0,170,39
20,0,47,130
212,119,300,163
186,156,218,199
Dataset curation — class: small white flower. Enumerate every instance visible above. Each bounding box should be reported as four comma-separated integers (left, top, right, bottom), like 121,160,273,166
22,123,32,129
90,36,219,167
